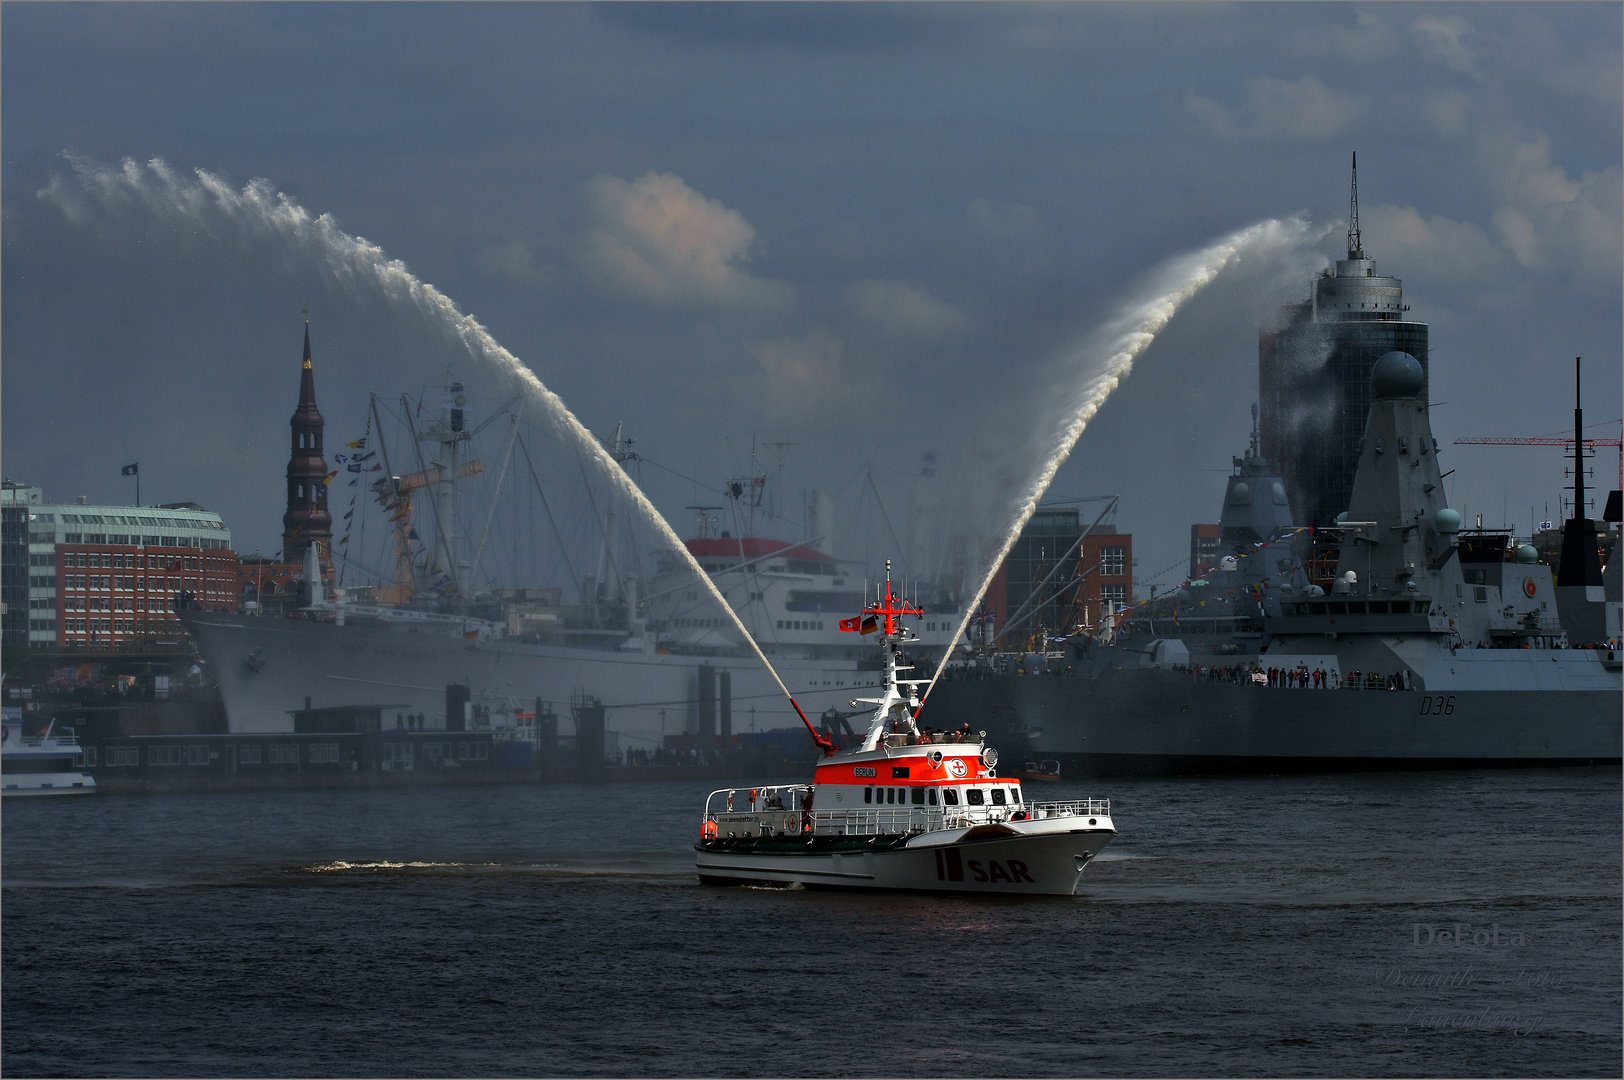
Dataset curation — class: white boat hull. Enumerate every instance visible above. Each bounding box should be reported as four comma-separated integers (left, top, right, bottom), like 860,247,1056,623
1,771,97,796
695,820,1115,896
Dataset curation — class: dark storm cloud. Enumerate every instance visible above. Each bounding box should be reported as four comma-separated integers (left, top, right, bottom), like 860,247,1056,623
3,2,1619,589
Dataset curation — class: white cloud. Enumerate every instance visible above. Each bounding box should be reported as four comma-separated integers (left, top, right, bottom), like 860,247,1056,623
1410,15,1479,77
743,329,870,416
470,240,552,286
1307,9,1398,64
965,197,1040,241
1423,91,1471,137
1185,76,1359,141
1488,134,1622,280
582,171,793,309
1362,204,1503,281
846,279,966,338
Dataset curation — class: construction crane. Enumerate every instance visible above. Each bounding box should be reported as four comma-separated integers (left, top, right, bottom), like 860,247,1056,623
371,459,484,603
1453,424,1622,491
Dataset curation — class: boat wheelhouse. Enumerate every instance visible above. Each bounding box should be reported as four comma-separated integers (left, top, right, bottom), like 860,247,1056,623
1,718,97,797
695,564,1114,894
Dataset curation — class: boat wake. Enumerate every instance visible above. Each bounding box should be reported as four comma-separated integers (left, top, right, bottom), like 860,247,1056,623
291,858,691,880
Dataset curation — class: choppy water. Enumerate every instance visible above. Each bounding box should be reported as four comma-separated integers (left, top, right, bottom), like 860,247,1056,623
4,768,1619,1077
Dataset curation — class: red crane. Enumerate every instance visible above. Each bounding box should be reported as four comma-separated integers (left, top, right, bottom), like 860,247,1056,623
1454,423,1623,491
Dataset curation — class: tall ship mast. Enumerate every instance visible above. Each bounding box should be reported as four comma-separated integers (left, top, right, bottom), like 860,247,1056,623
182,326,972,753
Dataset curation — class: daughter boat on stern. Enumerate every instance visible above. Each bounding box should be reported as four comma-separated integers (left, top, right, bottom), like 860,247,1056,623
695,564,1115,895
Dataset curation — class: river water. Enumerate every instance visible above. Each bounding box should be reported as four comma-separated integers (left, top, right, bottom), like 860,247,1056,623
3,767,1619,1077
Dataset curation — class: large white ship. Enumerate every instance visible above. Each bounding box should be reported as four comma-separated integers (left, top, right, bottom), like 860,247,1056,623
184,384,968,749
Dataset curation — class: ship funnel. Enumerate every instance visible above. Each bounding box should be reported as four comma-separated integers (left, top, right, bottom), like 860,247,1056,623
304,541,325,607
809,490,834,554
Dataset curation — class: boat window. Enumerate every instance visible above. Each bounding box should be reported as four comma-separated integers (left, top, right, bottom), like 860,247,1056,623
966,788,985,806
885,787,894,804
864,786,872,804
927,788,937,805
942,788,959,806
990,788,1007,806
911,787,925,805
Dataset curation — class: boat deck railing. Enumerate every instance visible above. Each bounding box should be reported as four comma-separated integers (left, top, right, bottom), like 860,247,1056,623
1026,799,1111,819
8,735,84,751
808,807,956,836
702,787,1110,839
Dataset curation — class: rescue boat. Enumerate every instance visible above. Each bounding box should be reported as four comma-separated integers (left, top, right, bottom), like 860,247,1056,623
694,565,1115,895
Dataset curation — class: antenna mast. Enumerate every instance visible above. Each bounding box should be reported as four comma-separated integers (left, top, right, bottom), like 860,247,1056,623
1347,151,1364,259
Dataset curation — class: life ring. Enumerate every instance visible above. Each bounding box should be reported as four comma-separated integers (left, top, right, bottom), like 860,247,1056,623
701,820,717,839
801,811,812,834
1524,579,1537,598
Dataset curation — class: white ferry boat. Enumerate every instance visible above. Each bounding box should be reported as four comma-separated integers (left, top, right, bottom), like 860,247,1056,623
695,566,1114,895
1,717,97,796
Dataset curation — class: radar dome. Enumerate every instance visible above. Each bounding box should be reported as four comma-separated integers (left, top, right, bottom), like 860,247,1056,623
1434,508,1461,534
1516,544,1539,564
1371,352,1424,398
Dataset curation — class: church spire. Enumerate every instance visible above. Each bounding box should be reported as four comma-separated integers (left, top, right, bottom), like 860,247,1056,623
283,318,333,569
1347,151,1365,260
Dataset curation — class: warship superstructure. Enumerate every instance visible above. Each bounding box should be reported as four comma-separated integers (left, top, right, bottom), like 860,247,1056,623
918,352,1621,772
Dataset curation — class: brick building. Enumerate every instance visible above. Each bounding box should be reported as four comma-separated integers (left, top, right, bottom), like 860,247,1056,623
980,508,1134,647
235,555,310,617
1190,523,1221,580
54,541,240,648
2,483,238,652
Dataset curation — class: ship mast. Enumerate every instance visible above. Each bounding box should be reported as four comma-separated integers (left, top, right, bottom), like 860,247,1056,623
1347,151,1365,260
422,378,473,598
842,560,927,752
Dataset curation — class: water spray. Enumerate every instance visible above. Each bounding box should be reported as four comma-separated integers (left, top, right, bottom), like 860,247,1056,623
40,154,819,728
916,217,1315,709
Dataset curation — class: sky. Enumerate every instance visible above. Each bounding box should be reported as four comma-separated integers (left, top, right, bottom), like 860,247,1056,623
4,2,1620,600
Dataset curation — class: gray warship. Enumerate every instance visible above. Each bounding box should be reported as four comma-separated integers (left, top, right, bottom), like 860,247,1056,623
918,351,1622,774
